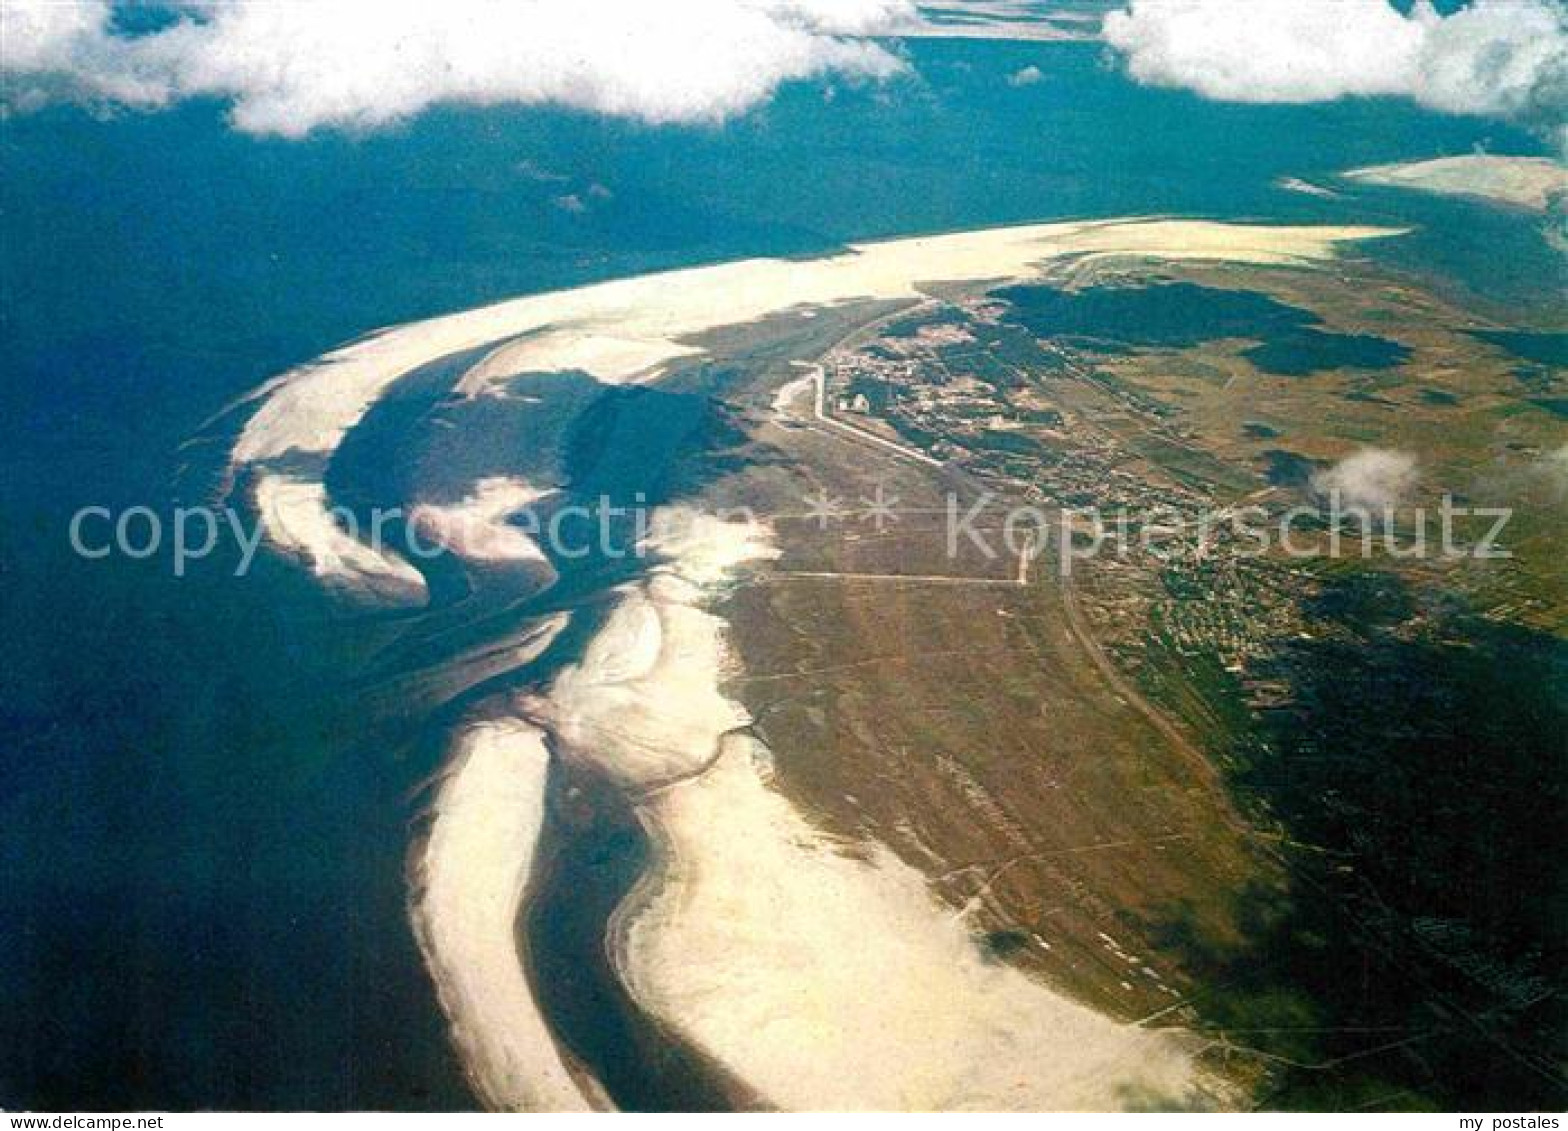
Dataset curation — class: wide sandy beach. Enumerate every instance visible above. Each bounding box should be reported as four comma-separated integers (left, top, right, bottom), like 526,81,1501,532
228,219,1400,601
231,218,1407,1109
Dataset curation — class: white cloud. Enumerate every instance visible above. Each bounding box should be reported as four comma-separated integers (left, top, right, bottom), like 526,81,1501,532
1103,0,1567,127
1313,448,1420,511
1540,443,1568,493
0,0,914,137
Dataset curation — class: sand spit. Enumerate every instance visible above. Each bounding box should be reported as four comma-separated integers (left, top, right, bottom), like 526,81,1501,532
233,219,1398,466
526,508,780,789
890,1,1096,42
226,219,1405,1099
531,507,1205,1110
230,219,1399,602
438,219,1400,400
410,615,601,1112
251,472,427,604
1345,154,1568,213
410,476,557,578
1275,176,1341,200
529,580,736,788
622,741,1201,1111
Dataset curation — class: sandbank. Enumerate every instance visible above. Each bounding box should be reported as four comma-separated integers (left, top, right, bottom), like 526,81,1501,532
533,507,1204,1110
251,471,427,603
409,615,597,1111
410,476,557,579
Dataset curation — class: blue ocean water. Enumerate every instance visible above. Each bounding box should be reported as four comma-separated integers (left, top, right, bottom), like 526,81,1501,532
0,38,1557,1109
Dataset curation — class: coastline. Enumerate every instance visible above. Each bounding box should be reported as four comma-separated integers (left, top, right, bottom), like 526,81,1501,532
252,471,429,604
227,219,1401,603
612,740,1205,1110
235,217,1412,1109
237,217,1401,468
407,617,602,1111
532,507,1209,1110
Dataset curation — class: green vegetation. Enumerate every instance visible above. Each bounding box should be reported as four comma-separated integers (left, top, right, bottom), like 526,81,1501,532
1150,574,1568,1111
993,281,1411,377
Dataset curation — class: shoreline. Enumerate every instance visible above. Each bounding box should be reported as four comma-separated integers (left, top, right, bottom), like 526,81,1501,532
252,471,429,604
1344,154,1567,214
238,218,1412,1109
407,616,603,1111
531,507,1212,1110
612,742,1210,1110
522,752,755,1111
227,218,1402,603
236,217,1402,468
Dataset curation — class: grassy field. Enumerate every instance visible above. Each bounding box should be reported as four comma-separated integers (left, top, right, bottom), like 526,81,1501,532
651,249,1564,1108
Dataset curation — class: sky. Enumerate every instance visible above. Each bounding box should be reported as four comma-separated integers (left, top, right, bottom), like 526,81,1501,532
1,0,1563,147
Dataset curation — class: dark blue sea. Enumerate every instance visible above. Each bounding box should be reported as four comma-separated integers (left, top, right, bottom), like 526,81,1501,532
0,38,1557,1108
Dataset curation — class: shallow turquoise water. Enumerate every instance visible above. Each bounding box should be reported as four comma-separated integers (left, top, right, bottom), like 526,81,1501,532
0,36,1559,1109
